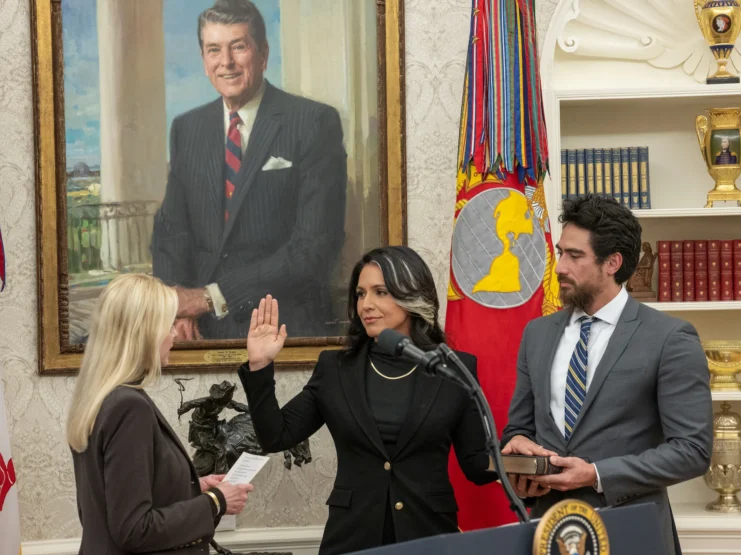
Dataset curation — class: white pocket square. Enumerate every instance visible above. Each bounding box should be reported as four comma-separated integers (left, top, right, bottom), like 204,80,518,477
261,156,293,171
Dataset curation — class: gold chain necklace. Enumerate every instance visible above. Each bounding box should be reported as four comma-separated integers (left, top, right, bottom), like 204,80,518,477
369,358,418,380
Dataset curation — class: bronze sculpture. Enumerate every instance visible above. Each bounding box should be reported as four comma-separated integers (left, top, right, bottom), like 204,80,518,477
177,380,309,555
177,381,312,476
626,242,657,301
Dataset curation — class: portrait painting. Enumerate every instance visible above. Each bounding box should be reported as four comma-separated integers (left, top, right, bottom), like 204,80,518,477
32,0,406,372
711,129,740,166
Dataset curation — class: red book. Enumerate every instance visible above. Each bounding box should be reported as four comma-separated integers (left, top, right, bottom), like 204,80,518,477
683,241,695,301
657,241,671,302
708,240,721,301
694,240,708,302
734,240,741,300
670,241,683,302
721,240,733,300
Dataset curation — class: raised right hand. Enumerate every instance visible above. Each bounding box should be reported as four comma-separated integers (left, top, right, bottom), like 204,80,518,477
246,295,288,371
214,482,254,515
501,435,557,499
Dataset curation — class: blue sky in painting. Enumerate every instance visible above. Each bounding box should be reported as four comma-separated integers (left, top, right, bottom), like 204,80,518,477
62,0,282,169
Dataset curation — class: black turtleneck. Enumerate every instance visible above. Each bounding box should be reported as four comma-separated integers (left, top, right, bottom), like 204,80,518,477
365,341,418,456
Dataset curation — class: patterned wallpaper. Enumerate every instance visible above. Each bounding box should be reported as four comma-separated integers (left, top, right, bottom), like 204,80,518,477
0,0,559,541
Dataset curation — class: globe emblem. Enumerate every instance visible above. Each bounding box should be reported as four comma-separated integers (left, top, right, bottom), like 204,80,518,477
451,188,546,308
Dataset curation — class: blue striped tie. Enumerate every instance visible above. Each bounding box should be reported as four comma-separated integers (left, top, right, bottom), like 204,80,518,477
564,316,594,441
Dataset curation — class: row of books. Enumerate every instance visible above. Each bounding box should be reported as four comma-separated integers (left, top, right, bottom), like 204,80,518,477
658,240,741,302
560,147,651,209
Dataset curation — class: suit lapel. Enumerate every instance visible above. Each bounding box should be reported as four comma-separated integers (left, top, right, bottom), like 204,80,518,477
542,311,570,445
201,99,227,230
570,296,641,438
221,83,282,246
338,343,389,459
393,371,442,459
144,391,199,478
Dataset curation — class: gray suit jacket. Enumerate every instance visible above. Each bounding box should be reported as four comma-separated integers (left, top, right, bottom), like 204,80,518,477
151,82,347,338
72,387,215,554
501,296,713,555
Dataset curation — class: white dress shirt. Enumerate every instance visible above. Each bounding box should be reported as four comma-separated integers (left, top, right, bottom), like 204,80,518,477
206,81,267,318
549,287,629,491
222,79,266,156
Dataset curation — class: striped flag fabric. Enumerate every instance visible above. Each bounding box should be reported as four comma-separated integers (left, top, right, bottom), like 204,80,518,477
446,0,560,530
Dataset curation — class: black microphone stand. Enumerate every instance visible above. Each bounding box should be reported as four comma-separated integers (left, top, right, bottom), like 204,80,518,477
435,344,530,524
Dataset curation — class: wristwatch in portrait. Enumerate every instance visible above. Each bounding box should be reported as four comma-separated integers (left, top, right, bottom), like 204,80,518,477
203,289,215,314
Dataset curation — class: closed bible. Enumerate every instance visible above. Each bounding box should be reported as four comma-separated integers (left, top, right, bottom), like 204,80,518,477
501,454,563,475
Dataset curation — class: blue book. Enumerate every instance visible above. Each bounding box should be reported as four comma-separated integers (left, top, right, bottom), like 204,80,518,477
638,146,651,209
585,148,595,194
567,149,577,198
629,147,640,209
602,148,613,198
620,147,631,207
594,148,604,197
561,149,568,203
577,149,586,196
611,148,621,203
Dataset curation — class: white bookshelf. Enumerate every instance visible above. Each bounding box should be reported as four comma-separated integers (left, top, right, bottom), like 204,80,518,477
542,0,741,548
643,301,741,312
711,391,741,401
632,208,741,219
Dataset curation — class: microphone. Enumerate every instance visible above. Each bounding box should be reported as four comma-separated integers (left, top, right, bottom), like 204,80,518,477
376,329,443,373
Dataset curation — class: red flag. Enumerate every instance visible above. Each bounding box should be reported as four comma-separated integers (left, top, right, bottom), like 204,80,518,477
0,370,21,554
446,0,559,530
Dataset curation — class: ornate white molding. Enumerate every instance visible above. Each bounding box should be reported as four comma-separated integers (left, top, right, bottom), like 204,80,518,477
552,0,741,83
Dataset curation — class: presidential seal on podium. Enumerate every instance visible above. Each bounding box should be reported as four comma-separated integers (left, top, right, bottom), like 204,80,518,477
532,500,609,555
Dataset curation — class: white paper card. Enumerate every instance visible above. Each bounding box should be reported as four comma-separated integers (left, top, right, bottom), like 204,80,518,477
215,514,236,531
223,452,270,485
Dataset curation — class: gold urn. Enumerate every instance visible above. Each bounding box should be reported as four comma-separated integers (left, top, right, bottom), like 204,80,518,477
704,402,741,512
694,0,741,84
703,340,741,390
696,108,741,207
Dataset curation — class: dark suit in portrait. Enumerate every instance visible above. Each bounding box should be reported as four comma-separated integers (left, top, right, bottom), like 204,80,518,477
152,81,347,338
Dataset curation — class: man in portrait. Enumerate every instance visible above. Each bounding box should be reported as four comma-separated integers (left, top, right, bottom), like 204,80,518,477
714,136,738,165
151,0,348,340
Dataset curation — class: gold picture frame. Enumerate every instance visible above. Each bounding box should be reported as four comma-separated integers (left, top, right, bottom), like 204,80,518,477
31,0,407,374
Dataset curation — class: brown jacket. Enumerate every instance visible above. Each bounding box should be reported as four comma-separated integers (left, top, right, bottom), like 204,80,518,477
72,387,215,554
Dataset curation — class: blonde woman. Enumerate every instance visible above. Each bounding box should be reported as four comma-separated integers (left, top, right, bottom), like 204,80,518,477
67,274,252,554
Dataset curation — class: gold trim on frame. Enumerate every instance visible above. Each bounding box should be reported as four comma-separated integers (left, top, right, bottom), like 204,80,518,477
31,0,407,374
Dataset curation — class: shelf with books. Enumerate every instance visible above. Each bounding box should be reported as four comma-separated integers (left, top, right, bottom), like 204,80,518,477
553,94,741,219
642,301,741,312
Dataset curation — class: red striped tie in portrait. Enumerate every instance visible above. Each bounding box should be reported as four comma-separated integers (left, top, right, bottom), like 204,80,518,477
225,110,243,222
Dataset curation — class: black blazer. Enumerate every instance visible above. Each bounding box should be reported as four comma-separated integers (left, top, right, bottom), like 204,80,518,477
238,342,497,555
71,387,216,554
151,82,348,338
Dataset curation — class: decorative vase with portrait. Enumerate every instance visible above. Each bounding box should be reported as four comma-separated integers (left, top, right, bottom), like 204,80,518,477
696,107,741,207
695,0,741,84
